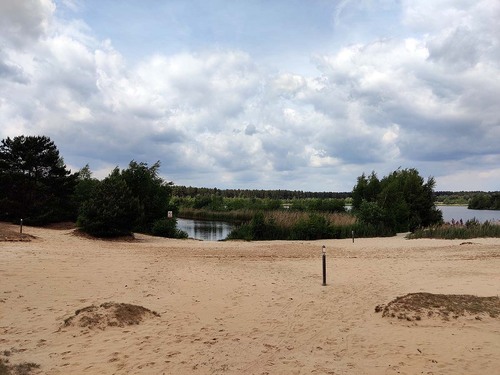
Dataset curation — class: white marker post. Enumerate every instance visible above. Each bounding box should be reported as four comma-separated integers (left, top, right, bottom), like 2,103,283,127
20,218,23,234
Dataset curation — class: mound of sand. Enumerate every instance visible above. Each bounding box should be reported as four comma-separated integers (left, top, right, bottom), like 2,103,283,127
70,229,137,242
0,359,40,375
0,222,35,242
376,293,500,322
63,302,160,330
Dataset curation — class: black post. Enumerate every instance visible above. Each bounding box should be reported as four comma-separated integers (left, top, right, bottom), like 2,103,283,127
352,230,354,243
20,219,23,234
322,245,326,286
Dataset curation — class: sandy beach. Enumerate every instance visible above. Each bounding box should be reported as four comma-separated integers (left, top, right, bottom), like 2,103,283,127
1,223,499,375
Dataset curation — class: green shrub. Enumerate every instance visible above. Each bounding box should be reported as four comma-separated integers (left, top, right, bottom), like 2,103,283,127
226,223,254,241
291,214,330,240
77,169,140,237
151,218,188,239
226,212,285,240
408,220,500,239
227,211,394,241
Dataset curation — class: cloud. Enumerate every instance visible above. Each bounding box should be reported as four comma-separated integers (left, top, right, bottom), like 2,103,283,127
0,0,55,48
0,0,499,191
427,26,482,70
308,22,500,168
0,53,29,84
244,124,257,135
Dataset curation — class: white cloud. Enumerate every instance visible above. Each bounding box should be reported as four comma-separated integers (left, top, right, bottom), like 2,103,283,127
0,0,499,191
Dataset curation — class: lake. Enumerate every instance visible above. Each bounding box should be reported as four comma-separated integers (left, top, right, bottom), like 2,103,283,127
176,218,234,241
177,205,499,241
438,205,500,223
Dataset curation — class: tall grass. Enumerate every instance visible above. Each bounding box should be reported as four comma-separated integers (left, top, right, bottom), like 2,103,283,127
227,210,394,241
178,208,254,222
263,210,356,228
408,219,500,239
179,208,355,225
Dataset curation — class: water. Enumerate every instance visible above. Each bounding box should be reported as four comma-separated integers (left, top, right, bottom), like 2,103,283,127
176,218,234,241
176,206,499,241
438,205,500,223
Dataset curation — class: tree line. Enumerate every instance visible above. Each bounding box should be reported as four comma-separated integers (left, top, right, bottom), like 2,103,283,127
0,135,77,224
1,135,454,238
0,135,185,238
468,193,500,210
172,186,350,200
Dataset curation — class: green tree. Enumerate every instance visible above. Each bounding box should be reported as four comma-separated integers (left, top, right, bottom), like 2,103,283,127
73,164,100,209
120,160,174,232
77,168,140,237
352,168,442,233
352,171,380,211
468,193,499,210
0,135,77,224
77,161,179,238
357,200,385,227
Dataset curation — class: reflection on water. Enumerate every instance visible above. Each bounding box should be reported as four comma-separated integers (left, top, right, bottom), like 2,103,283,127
438,205,500,223
176,218,234,241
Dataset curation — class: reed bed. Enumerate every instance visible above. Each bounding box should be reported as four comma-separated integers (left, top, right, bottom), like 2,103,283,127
263,210,356,228
408,219,500,239
226,210,393,240
178,208,254,222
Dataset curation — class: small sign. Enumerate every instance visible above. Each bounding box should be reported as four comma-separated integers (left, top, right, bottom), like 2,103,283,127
168,211,173,218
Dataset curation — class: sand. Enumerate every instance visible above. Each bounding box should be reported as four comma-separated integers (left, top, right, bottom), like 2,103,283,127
1,223,499,375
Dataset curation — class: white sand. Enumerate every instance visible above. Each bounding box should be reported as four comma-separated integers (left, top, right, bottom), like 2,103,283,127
1,224,499,374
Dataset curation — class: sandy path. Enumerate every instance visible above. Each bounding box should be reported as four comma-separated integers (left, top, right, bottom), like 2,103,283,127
1,224,499,374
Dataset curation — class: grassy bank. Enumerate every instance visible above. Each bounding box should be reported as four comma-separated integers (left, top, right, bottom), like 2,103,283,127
178,208,254,223
408,219,500,239
226,211,394,240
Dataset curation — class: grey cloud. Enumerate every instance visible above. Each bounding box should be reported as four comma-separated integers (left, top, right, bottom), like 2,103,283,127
260,135,306,172
0,59,29,84
1,1,499,191
0,0,54,48
427,27,482,70
244,124,257,135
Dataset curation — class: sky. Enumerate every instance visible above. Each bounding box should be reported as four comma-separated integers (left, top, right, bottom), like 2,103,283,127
0,0,499,192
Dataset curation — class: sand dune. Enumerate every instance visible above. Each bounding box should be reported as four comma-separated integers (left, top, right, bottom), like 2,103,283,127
1,223,499,374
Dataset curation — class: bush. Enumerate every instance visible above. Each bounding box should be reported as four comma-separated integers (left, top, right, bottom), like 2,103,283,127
227,212,285,240
290,214,330,240
226,223,255,241
77,169,140,237
77,161,177,238
352,168,442,233
226,211,394,241
151,218,188,239
408,220,500,239
249,212,283,240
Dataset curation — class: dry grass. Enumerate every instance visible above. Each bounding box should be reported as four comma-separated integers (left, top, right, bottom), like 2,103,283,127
377,293,500,322
63,302,160,330
264,210,356,228
0,356,39,375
